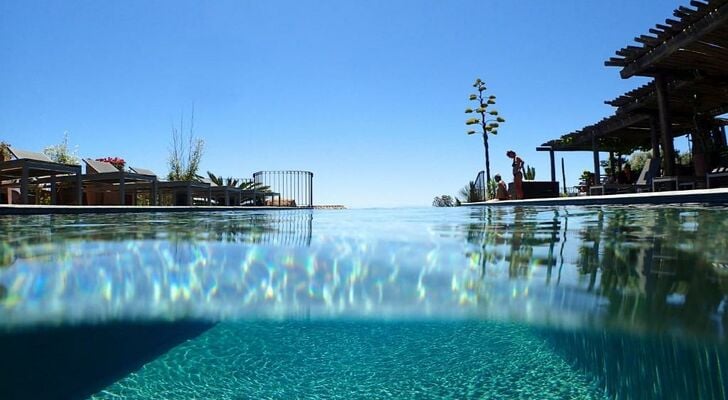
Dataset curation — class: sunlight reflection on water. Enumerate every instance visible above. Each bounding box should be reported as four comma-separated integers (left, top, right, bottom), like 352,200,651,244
0,206,727,341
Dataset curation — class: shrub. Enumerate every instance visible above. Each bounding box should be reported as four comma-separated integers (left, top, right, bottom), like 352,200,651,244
43,132,79,165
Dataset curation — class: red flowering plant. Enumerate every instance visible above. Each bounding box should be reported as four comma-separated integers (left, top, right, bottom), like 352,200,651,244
96,157,126,170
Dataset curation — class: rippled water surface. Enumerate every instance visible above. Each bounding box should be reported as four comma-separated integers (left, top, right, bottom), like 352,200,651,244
1,206,727,399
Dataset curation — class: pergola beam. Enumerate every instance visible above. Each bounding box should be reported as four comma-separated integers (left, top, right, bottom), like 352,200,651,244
594,113,650,133
620,1,728,78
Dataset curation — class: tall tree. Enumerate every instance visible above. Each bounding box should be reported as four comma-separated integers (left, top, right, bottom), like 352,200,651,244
465,79,505,199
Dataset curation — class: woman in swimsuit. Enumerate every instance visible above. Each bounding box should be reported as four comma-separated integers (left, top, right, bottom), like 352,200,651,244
507,150,524,200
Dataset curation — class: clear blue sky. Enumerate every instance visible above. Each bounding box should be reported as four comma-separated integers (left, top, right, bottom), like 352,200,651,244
1,1,682,207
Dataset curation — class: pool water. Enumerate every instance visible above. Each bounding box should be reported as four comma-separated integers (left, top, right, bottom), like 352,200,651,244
91,322,606,400
1,206,727,399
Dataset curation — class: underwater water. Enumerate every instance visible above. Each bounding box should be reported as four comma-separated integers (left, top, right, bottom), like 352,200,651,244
91,321,606,400
0,206,727,399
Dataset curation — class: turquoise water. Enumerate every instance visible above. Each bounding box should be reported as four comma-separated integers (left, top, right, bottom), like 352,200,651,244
1,206,727,398
91,322,605,399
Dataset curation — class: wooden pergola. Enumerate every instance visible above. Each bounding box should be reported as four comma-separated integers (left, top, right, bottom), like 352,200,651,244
605,0,728,79
541,0,728,186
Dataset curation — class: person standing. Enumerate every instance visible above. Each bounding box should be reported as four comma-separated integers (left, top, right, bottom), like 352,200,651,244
507,150,524,200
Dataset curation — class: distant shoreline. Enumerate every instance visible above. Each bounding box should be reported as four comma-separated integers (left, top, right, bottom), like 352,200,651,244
312,205,346,210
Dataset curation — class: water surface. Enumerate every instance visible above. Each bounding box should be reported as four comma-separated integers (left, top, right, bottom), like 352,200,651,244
1,206,726,398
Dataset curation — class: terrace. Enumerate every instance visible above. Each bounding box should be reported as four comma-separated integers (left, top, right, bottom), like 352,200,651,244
0,144,315,213
538,0,728,197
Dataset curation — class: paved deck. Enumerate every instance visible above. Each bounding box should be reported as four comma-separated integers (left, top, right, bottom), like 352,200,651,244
465,188,728,207
0,205,305,215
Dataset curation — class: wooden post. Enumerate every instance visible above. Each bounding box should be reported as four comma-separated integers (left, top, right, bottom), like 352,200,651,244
50,175,57,205
718,125,727,148
609,151,616,180
655,74,675,176
692,118,709,177
561,157,567,194
649,114,661,159
20,165,28,204
549,149,556,182
76,172,82,205
119,175,125,206
152,180,158,206
592,133,601,184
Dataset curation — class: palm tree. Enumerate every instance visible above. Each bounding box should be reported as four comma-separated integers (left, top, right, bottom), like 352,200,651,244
207,171,241,187
465,78,505,199
458,181,482,203
207,171,271,192
239,180,271,192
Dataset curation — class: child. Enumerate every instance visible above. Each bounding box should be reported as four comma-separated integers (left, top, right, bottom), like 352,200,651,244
494,174,510,200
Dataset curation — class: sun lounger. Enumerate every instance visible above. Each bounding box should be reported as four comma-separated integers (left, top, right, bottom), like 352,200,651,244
0,147,82,204
634,157,661,192
646,158,701,192
652,175,697,192
706,167,728,189
201,178,243,206
239,189,282,206
129,167,211,206
81,159,158,206
228,178,279,206
588,183,635,196
587,158,660,196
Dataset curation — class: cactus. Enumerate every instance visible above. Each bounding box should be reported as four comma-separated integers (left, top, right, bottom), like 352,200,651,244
524,165,536,180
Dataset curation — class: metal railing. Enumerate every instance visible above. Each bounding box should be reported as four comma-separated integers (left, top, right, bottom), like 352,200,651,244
252,170,313,207
474,170,486,200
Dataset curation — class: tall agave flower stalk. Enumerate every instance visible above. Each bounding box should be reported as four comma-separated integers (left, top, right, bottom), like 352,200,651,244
465,78,505,199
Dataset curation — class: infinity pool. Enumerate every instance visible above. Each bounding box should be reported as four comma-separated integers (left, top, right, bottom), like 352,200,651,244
0,206,726,399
